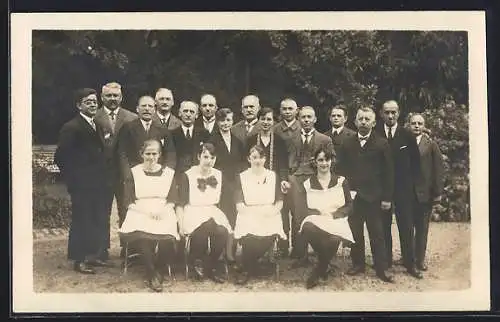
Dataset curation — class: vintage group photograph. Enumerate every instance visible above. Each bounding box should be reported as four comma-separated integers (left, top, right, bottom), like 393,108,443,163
11,12,489,312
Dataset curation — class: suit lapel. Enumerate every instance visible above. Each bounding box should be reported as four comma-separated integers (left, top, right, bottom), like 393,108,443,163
418,134,430,155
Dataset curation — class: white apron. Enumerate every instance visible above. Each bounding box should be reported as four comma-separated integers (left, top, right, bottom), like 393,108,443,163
299,176,354,242
119,165,180,241
233,169,286,239
181,166,232,235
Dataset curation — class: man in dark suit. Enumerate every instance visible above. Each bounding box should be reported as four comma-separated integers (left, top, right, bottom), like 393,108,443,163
116,95,177,222
273,98,301,257
94,82,137,260
323,103,356,176
288,106,334,266
409,113,445,271
153,87,182,132
231,95,263,143
337,107,395,283
194,94,219,135
375,100,423,279
54,88,113,274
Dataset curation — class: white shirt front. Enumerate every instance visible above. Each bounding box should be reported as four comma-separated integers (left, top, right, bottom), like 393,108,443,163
284,119,297,128
245,118,258,133
332,126,344,136
181,125,194,138
80,112,96,130
384,123,398,139
140,119,152,132
203,117,216,133
157,112,171,125
104,106,120,119
301,129,315,144
221,131,232,152
357,131,371,147
416,134,423,145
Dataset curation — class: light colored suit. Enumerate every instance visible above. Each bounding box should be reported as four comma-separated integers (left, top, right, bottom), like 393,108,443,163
231,119,263,144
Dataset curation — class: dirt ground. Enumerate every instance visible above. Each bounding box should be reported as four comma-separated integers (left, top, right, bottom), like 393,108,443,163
33,203,471,293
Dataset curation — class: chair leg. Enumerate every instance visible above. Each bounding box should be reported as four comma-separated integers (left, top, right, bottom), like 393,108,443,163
184,236,191,280
123,242,128,275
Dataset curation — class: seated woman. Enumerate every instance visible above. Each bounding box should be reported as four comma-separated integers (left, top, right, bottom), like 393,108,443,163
299,147,354,289
176,143,232,284
118,139,179,292
233,145,286,285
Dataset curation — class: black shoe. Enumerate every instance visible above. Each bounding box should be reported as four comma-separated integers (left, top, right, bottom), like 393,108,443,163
74,261,96,274
306,269,322,289
235,271,251,285
290,257,311,269
407,267,424,279
347,266,365,276
207,268,226,284
376,271,395,283
148,275,163,292
416,262,428,271
193,259,205,279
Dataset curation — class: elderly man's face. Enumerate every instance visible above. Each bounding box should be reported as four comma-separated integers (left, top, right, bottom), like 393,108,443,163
179,102,198,126
101,87,122,110
355,110,376,135
299,108,317,131
155,89,174,114
77,94,98,118
241,96,260,121
137,97,155,121
200,95,217,120
381,102,400,127
280,101,298,122
409,114,426,136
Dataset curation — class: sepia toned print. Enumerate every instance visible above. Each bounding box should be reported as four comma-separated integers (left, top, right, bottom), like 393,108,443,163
12,11,488,312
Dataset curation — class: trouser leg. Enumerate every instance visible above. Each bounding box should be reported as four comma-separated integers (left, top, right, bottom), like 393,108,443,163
395,201,416,269
414,202,431,266
289,174,310,258
381,209,393,267
364,201,389,273
348,198,366,268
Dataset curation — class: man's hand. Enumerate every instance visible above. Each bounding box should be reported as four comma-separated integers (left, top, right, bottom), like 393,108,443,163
381,201,392,211
280,181,291,194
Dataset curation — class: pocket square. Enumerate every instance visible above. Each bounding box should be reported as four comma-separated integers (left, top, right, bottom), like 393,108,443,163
399,145,407,150
160,138,165,145
104,133,111,139
349,191,357,199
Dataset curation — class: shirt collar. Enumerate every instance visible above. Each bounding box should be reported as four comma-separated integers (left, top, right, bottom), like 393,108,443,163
416,134,423,144
157,111,170,121
104,106,120,115
332,126,344,134
140,119,152,127
203,116,215,124
301,128,315,136
79,112,94,125
284,119,296,128
245,118,258,127
181,124,194,133
358,131,372,140
384,123,398,133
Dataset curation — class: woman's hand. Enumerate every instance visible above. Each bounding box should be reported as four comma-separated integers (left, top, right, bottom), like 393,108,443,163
280,181,291,194
150,211,162,221
273,200,284,213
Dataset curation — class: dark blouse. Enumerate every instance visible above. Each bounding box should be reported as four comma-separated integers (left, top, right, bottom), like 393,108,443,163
123,166,179,207
176,171,225,208
245,133,289,182
233,170,283,205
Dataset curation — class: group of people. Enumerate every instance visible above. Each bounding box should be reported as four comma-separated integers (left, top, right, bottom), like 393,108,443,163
54,81,445,292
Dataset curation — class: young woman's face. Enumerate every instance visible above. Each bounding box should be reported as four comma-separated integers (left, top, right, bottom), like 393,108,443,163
198,149,216,168
142,144,161,165
217,113,234,133
259,111,274,132
248,149,266,169
315,151,332,174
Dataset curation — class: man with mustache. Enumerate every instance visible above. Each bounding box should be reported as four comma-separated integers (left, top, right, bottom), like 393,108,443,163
153,88,182,132
55,88,113,274
195,94,219,135
94,82,137,261
288,106,334,267
231,95,263,143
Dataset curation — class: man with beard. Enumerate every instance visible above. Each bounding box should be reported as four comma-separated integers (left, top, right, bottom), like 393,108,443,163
231,95,263,143
337,107,395,283
195,94,219,135
375,100,423,279
273,98,301,257
94,82,137,261
55,88,113,274
153,88,182,132
288,106,334,267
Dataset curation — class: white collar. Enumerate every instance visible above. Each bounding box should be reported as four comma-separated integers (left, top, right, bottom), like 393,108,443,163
203,116,215,124
332,126,344,134
157,111,170,121
245,118,258,127
384,123,398,133
140,119,152,127
301,128,315,136
79,112,94,125
284,119,296,128
358,131,372,140
416,134,423,144
181,124,194,133
104,106,120,115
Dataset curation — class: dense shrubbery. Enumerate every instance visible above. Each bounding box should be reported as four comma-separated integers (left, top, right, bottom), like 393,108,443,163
32,161,71,229
421,99,470,222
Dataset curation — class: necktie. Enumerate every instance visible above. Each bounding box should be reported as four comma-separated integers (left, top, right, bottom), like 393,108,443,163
160,117,165,125
387,128,393,141
332,130,339,137
359,135,368,147
109,110,115,121
145,123,150,133
246,124,252,134
90,119,96,131
303,132,311,146
186,128,191,140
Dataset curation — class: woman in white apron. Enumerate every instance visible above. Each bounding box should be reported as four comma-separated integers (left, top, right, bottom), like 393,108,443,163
299,147,354,289
118,139,180,292
176,143,231,283
233,145,286,285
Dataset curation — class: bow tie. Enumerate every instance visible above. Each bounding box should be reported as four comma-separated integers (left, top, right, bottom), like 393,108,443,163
197,176,218,191
359,135,369,141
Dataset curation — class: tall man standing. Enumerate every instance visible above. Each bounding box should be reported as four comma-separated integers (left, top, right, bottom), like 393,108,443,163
195,94,219,135
337,107,395,283
409,113,445,271
231,95,263,143
273,98,301,256
55,88,113,274
94,82,137,260
376,100,423,279
153,88,182,132
288,106,334,266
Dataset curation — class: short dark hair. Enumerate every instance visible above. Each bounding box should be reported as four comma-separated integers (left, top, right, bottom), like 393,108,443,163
248,144,266,158
198,142,216,157
75,88,97,105
215,108,233,121
257,107,275,120
139,139,162,156
311,147,336,172
327,104,348,118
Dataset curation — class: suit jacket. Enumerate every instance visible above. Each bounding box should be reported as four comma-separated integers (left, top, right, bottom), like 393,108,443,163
231,119,263,144
54,114,111,193
194,116,219,135
94,107,137,180
116,119,177,178
414,134,445,203
245,133,290,182
289,130,334,176
273,119,301,157
208,131,247,180
171,126,211,173
376,124,421,203
151,112,182,135
324,126,356,176
337,132,394,203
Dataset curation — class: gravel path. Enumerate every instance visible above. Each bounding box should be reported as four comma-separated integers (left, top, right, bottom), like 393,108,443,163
33,205,470,293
